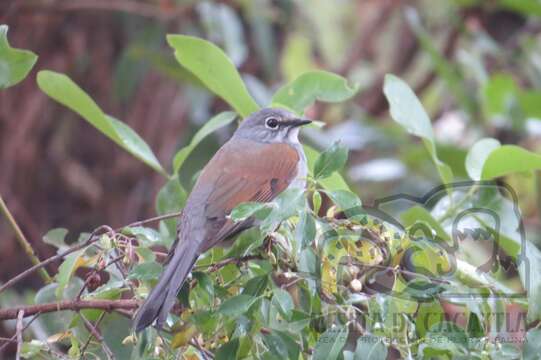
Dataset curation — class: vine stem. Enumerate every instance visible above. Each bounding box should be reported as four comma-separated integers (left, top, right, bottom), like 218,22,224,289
0,194,51,283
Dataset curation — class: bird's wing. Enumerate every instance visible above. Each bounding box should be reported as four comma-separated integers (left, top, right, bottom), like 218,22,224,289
197,139,300,250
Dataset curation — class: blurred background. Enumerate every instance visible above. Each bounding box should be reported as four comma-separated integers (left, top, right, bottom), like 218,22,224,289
1,0,541,310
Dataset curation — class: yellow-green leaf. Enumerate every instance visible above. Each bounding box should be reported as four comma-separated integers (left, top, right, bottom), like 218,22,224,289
37,71,167,176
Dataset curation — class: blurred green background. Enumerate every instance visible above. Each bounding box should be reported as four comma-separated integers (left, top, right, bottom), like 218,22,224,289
2,0,541,340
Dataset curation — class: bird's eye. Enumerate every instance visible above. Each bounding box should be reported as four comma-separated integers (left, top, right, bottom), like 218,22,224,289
265,117,279,129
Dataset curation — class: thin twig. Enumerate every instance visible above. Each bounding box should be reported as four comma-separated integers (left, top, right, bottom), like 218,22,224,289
80,313,115,360
196,255,262,273
0,226,106,295
15,310,24,360
79,311,106,357
0,299,139,321
0,194,51,283
189,338,213,360
126,211,182,228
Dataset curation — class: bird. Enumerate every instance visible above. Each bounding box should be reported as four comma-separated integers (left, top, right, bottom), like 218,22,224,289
133,107,311,332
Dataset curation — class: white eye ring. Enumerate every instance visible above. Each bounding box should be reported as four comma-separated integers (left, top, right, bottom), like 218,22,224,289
265,117,279,129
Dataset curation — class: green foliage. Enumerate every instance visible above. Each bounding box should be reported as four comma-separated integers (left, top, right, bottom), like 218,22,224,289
0,25,37,90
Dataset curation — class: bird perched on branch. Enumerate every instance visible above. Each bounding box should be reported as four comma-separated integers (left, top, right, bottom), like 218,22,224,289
133,108,311,332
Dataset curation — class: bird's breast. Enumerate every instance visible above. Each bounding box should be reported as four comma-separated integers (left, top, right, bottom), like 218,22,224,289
287,142,308,191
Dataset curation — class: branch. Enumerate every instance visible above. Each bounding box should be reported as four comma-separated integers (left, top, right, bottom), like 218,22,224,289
0,299,139,321
0,194,51,283
0,226,106,295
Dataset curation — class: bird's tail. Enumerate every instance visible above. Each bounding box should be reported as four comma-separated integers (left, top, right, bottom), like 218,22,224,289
133,239,199,332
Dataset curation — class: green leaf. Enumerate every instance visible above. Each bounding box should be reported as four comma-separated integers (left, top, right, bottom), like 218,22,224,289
313,325,349,360
383,74,453,183
167,35,259,117
272,288,294,319
68,336,80,358
108,115,167,176
296,210,316,249
242,275,268,297
325,189,362,218
127,262,162,281
260,188,305,234
518,90,541,119
304,145,350,191
215,338,239,360
0,25,38,89
192,271,214,299
313,142,348,180
225,227,264,258
230,202,268,222
467,312,484,338
400,206,450,242
482,73,518,116
519,241,541,322
482,145,541,180
219,294,257,318
173,111,237,173
354,335,388,360
123,226,161,246
20,340,46,358
55,250,84,299
43,228,68,250
271,70,359,114
262,330,300,360
424,321,468,356
465,138,501,181
523,329,541,360
37,71,167,176
415,301,444,338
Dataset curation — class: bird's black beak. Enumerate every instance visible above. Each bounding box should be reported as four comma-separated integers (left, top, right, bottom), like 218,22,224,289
285,118,312,127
